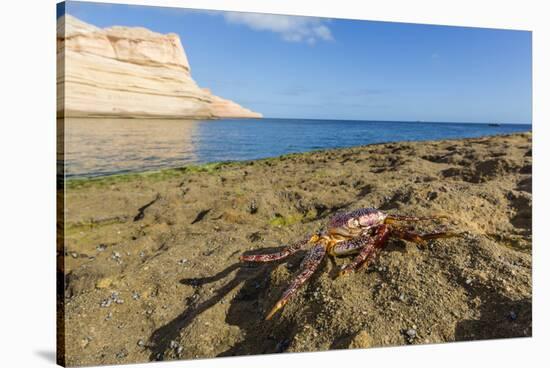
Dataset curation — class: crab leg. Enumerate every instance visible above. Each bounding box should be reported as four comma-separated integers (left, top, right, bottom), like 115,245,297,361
240,235,318,262
265,243,326,320
331,235,373,256
340,225,390,275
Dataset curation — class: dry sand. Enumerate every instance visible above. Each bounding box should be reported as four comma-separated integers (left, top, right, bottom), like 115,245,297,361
59,132,532,366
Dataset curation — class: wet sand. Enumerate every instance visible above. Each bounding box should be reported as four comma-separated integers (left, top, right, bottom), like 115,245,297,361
60,132,532,366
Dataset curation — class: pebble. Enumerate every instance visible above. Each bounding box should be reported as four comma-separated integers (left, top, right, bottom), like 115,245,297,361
105,312,112,321
426,191,438,201
100,291,125,307
97,244,107,252
111,252,122,263
80,336,91,348
71,252,78,258
176,346,183,355
399,293,407,302
249,200,258,214
177,259,188,266
406,329,417,339
110,291,124,304
132,292,140,300
169,340,179,349
465,278,473,285
137,339,145,347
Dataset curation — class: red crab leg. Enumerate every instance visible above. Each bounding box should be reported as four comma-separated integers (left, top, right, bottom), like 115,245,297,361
331,235,373,256
340,225,390,275
265,243,327,320
240,235,318,262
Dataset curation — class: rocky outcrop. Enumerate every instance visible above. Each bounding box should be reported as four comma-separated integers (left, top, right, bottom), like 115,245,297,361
57,15,262,119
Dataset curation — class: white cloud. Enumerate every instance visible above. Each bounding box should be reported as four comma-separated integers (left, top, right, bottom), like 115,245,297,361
222,12,333,44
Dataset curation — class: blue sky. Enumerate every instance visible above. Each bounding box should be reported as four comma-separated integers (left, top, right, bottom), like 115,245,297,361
60,1,532,124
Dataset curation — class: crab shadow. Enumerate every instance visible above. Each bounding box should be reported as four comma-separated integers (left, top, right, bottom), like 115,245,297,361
216,240,412,358
147,238,414,361
147,246,311,361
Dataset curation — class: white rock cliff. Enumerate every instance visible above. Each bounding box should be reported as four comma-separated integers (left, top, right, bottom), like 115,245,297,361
57,15,262,119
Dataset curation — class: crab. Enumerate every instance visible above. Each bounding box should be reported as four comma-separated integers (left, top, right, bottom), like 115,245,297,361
240,208,457,320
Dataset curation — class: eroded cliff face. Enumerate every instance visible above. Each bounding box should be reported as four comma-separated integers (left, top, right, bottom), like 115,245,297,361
57,15,262,119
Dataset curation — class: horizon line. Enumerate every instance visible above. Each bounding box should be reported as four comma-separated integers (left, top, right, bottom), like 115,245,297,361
254,117,532,125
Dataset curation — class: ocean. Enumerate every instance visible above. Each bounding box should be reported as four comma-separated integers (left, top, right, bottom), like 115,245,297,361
63,118,531,178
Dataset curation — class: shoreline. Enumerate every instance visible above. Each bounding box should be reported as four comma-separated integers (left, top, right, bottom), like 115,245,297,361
64,131,532,185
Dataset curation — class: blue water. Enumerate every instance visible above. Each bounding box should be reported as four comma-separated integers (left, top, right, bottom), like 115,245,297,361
194,118,530,163
65,118,531,178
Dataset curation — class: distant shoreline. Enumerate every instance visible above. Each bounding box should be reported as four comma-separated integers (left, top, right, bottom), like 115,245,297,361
58,116,532,126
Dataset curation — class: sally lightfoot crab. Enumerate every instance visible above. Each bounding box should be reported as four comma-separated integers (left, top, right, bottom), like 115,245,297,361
240,208,458,320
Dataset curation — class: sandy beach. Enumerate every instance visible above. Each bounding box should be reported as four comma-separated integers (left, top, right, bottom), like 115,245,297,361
59,132,532,366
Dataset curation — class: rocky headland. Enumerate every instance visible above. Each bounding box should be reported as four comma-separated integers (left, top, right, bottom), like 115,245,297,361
57,15,262,119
